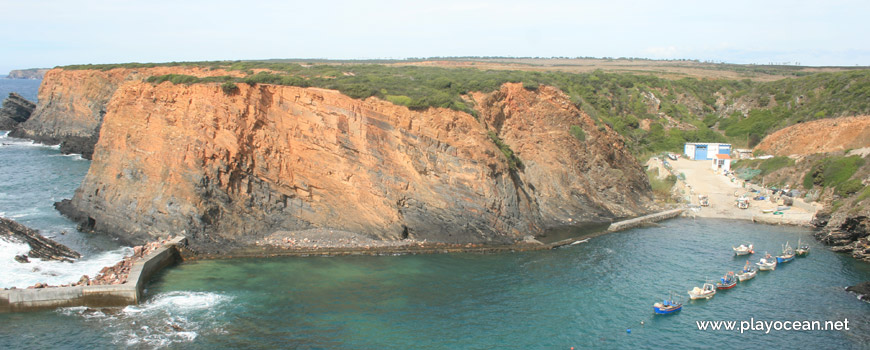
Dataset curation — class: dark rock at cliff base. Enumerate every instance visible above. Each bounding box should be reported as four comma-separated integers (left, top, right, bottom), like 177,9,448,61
0,217,81,262
0,93,36,130
846,282,870,301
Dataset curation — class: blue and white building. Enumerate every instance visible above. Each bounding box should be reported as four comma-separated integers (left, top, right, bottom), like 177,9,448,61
683,142,731,160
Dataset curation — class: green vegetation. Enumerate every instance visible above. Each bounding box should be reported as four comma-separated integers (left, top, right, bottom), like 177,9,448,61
647,170,677,201
734,156,795,180
569,125,586,141
488,131,522,171
74,60,870,157
221,82,238,94
803,155,865,195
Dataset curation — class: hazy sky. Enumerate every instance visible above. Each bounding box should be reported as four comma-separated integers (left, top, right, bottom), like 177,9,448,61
2,0,868,73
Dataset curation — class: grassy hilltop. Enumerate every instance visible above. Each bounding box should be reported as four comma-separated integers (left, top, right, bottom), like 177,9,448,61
62,58,870,158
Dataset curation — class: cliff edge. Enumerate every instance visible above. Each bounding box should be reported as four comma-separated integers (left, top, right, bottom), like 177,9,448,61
60,81,653,252
10,67,238,158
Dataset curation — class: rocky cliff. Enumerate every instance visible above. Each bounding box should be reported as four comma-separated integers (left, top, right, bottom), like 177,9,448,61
7,68,49,80
60,81,653,252
0,93,36,130
755,115,870,156
10,67,237,158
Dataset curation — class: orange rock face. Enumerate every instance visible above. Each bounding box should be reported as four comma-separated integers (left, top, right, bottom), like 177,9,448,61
755,115,870,156
11,67,239,158
64,81,652,251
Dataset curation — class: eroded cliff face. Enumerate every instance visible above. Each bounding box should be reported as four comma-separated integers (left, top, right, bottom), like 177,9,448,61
10,67,237,158
63,81,652,251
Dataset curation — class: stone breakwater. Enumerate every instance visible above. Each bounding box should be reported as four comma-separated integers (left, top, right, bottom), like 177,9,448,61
0,236,185,312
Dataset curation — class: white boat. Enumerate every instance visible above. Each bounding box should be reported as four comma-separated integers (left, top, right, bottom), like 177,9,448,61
796,238,810,256
733,243,754,256
756,252,777,271
736,262,757,281
688,282,717,300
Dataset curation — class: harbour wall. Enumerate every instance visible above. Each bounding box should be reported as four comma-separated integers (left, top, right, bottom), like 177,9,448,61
0,236,185,312
607,208,685,232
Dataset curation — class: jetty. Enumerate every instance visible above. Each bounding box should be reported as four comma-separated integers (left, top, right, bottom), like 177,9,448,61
0,236,186,312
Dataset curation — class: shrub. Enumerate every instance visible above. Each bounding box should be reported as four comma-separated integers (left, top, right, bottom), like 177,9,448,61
221,82,238,94
488,131,522,171
836,179,864,197
569,125,586,141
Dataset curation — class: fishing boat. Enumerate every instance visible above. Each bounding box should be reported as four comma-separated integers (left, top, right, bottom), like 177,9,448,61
736,261,757,281
776,242,796,264
736,198,749,209
688,281,717,300
732,243,754,256
698,195,710,207
757,252,777,271
653,291,683,314
796,239,810,256
716,271,738,290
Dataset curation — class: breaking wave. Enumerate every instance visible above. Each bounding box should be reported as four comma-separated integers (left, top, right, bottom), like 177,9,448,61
0,239,132,288
58,291,233,348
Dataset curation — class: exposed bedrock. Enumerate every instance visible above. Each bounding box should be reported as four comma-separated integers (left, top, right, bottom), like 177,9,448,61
0,93,36,130
61,81,654,253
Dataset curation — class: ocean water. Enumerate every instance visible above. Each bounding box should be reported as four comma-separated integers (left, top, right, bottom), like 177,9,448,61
1,80,869,349
0,78,40,101
0,79,126,288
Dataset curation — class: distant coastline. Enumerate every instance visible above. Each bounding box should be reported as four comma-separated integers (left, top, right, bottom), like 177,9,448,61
6,69,48,80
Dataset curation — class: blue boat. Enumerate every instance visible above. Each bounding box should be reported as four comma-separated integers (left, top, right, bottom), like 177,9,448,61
653,291,683,314
776,241,795,264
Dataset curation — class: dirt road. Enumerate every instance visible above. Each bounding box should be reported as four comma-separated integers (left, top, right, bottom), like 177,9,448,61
649,157,819,225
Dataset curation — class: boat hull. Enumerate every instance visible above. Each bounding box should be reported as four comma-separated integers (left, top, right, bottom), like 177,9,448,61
653,305,682,314
716,282,737,290
737,271,756,281
757,263,776,271
776,255,795,264
688,292,715,300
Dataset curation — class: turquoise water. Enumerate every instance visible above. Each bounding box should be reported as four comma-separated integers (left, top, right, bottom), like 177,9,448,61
1,80,869,349
2,219,869,349
0,79,126,288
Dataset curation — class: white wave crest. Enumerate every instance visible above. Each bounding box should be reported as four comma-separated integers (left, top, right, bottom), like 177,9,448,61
59,291,232,349
0,239,132,288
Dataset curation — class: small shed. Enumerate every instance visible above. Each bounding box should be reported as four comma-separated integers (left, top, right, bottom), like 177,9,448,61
712,153,731,172
684,142,732,160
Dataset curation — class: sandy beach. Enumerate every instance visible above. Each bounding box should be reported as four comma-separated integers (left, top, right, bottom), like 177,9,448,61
649,157,820,225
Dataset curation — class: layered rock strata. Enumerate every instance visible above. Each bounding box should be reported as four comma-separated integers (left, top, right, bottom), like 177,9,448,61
0,217,81,262
61,81,653,252
10,67,237,158
0,93,35,130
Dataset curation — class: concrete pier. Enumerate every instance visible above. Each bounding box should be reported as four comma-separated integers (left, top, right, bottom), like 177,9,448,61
0,236,186,312
607,208,685,232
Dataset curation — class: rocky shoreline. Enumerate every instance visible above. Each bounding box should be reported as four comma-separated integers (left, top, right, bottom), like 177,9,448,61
4,237,177,290
0,217,80,263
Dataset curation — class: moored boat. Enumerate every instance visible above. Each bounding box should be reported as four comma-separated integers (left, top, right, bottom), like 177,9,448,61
716,271,738,290
688,282,717,300
736,261,757,281
653,291,683,314
796,239,810,256
777,242,795,264
757,252,777,271
733,243,754,256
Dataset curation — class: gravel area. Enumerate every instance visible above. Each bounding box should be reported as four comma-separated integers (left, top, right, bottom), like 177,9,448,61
256,229,428,250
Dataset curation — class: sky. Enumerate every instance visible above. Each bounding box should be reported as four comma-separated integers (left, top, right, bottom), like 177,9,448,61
2,0,869,74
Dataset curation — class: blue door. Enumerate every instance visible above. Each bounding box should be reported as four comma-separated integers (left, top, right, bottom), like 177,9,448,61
718,145,731,155
695,145,708,160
